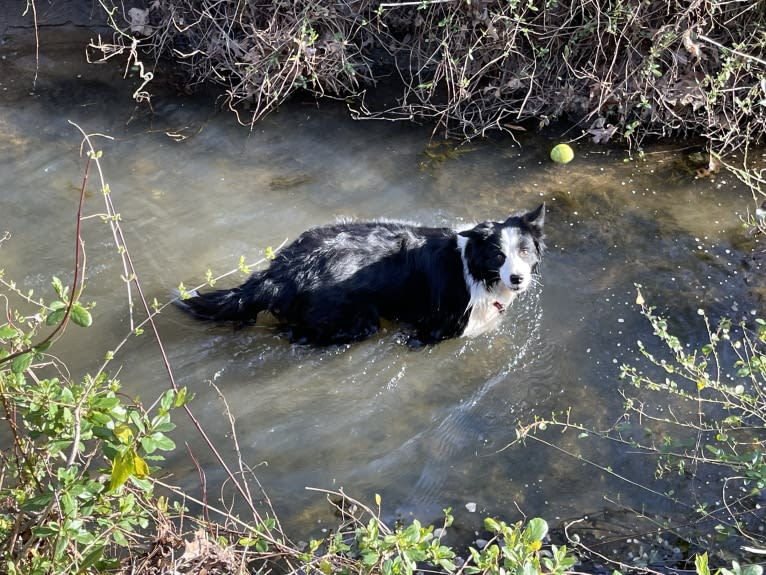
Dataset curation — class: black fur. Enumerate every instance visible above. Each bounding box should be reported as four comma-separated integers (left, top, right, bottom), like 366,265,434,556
175,205,545,346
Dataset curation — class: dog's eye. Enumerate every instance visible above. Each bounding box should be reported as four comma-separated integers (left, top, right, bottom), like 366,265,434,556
519,248,528,256
492,253,506,266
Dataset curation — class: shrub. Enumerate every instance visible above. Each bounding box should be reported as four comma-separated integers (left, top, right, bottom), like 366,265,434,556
91,0,766,154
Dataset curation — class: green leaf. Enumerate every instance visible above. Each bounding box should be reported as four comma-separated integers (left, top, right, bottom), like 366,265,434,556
524,517,548,542
484,517,502,533
31,525,59,538
46,308,67,326
153,421,176,433
23,492,53,512
109,450,133,492
52,276,65,299
174,386,189,407
112,529,129,547
521,561,537,575
34,340,52,352
362,552,379,566
160,389,174,412
150,433,176,452
79,544,105,570
0,324,17,339
140,436,158,454
11,352,33,374
695,553,710,575
93,395,121,411
129,409,146,433
131,476,153,491
71,303,93,327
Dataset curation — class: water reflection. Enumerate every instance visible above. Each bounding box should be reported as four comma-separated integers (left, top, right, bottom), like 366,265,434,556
0,29,759,541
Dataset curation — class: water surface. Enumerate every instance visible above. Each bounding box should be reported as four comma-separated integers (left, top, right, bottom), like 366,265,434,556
1,29,761,545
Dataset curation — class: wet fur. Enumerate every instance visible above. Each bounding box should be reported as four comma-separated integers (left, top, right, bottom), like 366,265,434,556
175,205,545,346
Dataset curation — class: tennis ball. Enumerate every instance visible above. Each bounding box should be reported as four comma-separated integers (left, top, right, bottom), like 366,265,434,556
550,143,574,164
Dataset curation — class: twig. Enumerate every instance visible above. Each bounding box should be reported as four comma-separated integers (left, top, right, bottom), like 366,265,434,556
68,122,300,556
697,34,766,67
0,137,91,367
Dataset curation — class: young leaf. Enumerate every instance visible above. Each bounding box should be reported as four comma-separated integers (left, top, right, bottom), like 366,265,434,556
71,303,93,327
0,324,18,339
109,451,133,492
52,276,65,299
46,308,67,326
524,517,548,542
695,553,710,575
174,386,189,407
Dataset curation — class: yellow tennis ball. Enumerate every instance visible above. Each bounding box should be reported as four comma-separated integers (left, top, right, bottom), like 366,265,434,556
550,143,574,164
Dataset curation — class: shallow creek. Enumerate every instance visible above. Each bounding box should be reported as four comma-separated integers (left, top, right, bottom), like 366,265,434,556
1,29,762,546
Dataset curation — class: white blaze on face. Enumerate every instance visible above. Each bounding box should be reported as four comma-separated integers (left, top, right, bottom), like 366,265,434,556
458,228,521,339
499,227,532,292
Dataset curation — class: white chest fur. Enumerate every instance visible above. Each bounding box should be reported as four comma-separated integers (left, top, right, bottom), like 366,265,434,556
461,287,517,338
455,228,530,338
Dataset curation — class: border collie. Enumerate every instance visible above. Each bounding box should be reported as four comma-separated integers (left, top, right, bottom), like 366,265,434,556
175,204,545,346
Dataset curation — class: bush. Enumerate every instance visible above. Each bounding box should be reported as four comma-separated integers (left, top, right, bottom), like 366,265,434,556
511,288,765,570
93,0,766,154
619,290,766,551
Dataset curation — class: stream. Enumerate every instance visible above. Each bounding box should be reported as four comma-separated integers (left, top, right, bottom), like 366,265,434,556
1,28,762,552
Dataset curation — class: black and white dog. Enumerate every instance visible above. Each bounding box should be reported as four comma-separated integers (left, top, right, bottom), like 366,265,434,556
175,204,545,346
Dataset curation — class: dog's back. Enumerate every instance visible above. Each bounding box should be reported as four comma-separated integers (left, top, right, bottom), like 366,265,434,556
256,222,470,344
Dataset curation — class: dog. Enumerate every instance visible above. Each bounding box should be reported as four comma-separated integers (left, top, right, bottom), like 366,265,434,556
175,204,545,346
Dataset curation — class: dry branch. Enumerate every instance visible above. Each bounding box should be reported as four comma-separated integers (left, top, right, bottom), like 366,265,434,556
95,0,766,151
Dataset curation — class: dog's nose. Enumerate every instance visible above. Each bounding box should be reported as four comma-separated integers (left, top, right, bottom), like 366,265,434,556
510,274,523,285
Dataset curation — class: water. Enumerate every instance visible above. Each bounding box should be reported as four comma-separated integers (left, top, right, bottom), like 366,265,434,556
1,29,762,544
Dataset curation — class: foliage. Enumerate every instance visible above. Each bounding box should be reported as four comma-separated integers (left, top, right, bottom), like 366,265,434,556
722,154,766,237
295,492,576,575
696,552,764,575
620,289,766,499
0,283,575,575
0,275,185,574
510,288,765,572
92,0,766,154
467,516,575,575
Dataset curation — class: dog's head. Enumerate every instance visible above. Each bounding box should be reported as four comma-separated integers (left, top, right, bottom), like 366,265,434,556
458,204,545,295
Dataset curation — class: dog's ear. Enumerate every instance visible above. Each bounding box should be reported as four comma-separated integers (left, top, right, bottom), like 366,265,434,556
458,222,494,240
521,203,545,230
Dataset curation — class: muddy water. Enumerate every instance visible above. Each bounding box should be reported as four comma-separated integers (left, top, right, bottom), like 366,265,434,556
1,30,762,540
